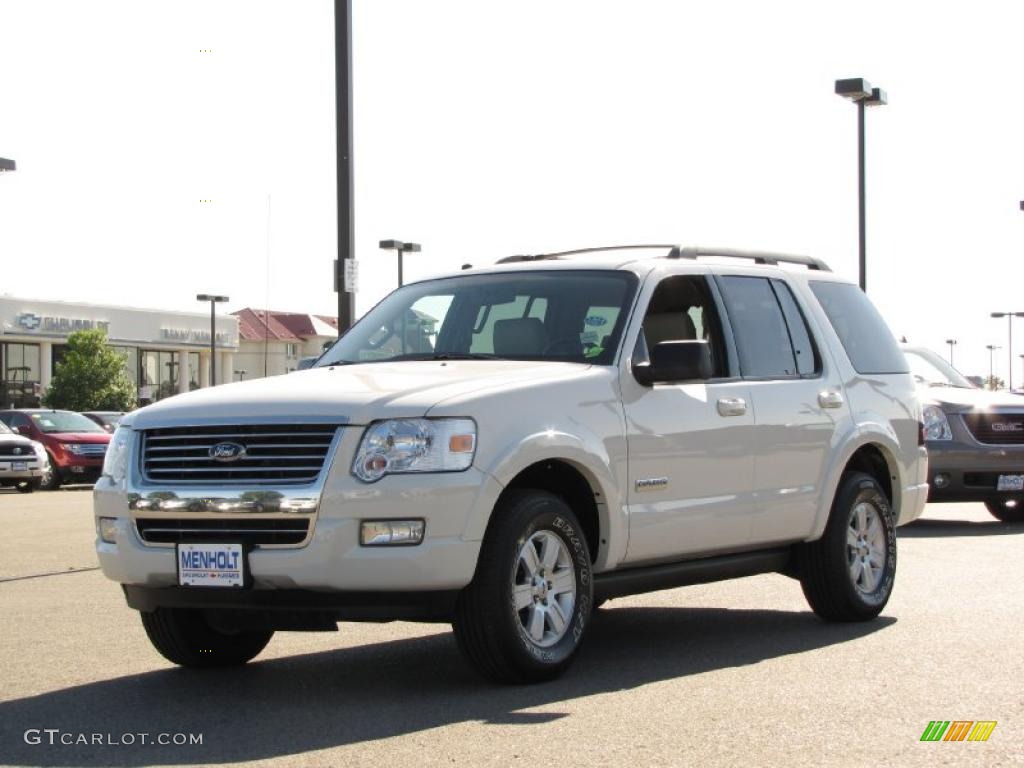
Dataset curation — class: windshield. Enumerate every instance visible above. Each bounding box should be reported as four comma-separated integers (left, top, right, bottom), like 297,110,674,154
30,411,107,434
318,270,639,366
904,348,975,388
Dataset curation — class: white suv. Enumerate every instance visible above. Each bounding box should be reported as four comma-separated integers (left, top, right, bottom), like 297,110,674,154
94,246,928,683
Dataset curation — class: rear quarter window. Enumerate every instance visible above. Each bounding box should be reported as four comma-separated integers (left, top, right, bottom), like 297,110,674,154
809,281,909,374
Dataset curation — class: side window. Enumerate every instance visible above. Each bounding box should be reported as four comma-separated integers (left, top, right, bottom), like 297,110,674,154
771,280,820,376
638,275,726,377
718,276,800,378
809,281,909,374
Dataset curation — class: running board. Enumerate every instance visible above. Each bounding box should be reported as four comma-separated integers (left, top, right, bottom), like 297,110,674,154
594,547,792,602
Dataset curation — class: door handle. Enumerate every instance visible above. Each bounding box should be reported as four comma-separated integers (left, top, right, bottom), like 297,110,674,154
818,390,844,409
717,397,747,417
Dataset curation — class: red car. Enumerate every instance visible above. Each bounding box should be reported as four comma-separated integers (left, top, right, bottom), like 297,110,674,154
0,409,110,490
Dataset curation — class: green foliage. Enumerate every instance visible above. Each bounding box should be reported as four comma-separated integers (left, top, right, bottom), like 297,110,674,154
42,329,137,411
985,375,1006,392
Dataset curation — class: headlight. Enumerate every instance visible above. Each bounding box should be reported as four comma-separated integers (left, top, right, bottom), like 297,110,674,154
352,418,476,483
922,405,952,441
101,427,133,484
30,441,47,460
62,443,86,455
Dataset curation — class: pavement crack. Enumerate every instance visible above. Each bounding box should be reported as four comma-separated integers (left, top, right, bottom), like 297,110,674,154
0,567,100,584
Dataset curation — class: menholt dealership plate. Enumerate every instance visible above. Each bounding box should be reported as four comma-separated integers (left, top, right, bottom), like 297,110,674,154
177,543,244,588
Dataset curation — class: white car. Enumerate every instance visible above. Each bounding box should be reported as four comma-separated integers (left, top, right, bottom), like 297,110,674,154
94,246,927,682
0,419,47,493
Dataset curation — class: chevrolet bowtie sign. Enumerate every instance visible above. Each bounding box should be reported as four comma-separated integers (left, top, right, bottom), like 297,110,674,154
16,312,110,333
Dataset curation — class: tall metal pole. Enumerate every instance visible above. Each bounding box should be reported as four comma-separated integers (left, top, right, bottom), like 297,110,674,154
334,0,356,335
398,251,404,287
857,100,867,293
210,301,217,387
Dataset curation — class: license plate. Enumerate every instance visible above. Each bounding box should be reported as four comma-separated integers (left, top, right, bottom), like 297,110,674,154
12,462,27,471
997,474,1024,492
177,543,244,588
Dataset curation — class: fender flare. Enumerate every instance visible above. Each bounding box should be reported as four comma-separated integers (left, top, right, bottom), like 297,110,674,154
467,430,627,570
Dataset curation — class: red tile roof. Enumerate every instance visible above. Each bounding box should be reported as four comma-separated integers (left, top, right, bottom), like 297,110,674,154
233,309,339,343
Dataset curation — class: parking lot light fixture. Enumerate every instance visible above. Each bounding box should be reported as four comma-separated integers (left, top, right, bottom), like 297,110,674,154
835,78,887,293
945,339,957,366
0,157,15,172
990,312,1024,390
379,239,422,288
196,294,230,387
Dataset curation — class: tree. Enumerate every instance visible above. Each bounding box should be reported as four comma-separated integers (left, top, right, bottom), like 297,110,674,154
42,329,137,411
985,375,1006,392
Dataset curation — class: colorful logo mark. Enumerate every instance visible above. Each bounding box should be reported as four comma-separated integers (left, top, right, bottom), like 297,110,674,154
920,721,996,742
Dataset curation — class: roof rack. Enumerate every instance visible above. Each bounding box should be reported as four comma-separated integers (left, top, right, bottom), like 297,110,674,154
667,247,830,271
495,244,831,272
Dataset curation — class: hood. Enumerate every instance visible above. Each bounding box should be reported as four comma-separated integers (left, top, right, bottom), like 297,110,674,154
919,385,1024,412
0,433,37,449
127,360,593,429
44,432,111,444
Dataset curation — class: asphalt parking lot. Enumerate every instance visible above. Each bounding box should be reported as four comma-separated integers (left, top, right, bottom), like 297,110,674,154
0,490,1021,767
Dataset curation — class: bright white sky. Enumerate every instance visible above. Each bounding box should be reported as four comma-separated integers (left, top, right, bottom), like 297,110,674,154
1,0,1022,381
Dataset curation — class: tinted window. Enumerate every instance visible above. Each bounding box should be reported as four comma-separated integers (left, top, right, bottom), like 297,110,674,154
718,276,799,378
809,282,909,374
772,280,819,376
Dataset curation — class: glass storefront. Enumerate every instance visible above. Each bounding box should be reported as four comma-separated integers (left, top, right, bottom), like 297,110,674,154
1,342,41,408
138,350,201,403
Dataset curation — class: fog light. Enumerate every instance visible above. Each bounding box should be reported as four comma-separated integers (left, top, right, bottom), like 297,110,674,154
360,520,425,546
933,473,951,489
98,517,119,544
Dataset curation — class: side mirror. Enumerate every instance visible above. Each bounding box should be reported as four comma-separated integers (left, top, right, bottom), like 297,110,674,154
633,340,712,386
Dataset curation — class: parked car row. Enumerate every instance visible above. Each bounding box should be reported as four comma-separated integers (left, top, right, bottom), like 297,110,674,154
0,409,119,491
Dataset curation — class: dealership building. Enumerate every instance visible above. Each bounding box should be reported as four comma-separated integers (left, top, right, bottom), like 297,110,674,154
0,296,239,409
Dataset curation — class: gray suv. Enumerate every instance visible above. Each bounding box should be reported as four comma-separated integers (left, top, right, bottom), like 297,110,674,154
907,345,1024,522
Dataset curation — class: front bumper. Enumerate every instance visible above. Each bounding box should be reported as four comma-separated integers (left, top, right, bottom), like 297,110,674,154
0,460,45,482
926,439,1024,503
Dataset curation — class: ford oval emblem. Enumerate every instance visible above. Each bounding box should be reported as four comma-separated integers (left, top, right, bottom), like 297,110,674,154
209,442,247,463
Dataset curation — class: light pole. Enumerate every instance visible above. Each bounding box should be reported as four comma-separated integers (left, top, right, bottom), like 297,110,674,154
0,158,15,172
835,78,887,293
990,312,1024,390
945,338,957,366
196,294,229,387
986,344,1001,389
379,240,422,287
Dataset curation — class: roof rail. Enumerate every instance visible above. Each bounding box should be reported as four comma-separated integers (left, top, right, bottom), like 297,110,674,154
495,244,830,272
667,246,831,272
495,244,675,264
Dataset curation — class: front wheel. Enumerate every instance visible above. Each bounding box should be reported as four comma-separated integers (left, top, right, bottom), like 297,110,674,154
140,608,273,668
985,499,1024,523
15,479,40,493
453,490,593,683
798,471,896,622
39,460,60,491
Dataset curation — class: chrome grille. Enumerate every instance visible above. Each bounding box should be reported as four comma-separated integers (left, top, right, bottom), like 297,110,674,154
962,413,1024,445
0,445,35,460
136,517,311,545
75,443,108,457
141,424,340,484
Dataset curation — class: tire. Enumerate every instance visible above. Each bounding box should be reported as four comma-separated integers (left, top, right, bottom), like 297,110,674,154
39,459,60,491
15,479,40,493
140,607,273,668
453,490,594,683
985,499,1024,523
798,471,896,622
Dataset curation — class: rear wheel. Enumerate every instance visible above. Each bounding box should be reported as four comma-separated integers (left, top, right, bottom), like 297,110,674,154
985,499,1024,523
798,471,896,621
140,607,273,668
453,490,593,683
